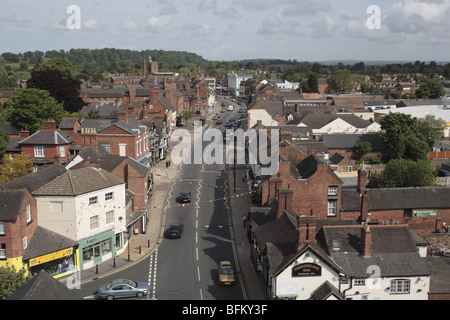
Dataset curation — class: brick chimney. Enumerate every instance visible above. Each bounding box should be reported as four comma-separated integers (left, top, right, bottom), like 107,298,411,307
277,187,293,218
46,119,57,131
19,127,29,138
358,162,368,193
360,223,372,257
117,110,128,123
128,85,136,103
297,214,317,251
360,190,370,223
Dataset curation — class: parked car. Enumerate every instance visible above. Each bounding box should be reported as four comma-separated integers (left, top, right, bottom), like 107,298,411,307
97,279,149,300
179,191,191,203
216,120,223,124
218,261,235,286
438,169,450,177
167,224,184,239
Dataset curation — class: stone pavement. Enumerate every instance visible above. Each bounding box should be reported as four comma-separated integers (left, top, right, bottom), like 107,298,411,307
70,104,266,300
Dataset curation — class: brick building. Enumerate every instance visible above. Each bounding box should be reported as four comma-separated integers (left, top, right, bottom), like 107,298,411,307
0,188,38,271
18,119,74,168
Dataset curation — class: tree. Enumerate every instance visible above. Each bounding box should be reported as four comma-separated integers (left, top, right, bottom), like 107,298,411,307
27,69,85,113
0,153,34,182
3,89,64,133
331,69,353,94
380,112,428,161
418,115,445,149
0,263,31,299
378,159,436,188
0,129,9,163
354,141,372,159
415,78,445,99
39,57,77,79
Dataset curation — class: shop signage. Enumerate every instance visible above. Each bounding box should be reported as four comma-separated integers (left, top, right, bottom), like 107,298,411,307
29,247,73,267
292,263,322,277
413,210,437,217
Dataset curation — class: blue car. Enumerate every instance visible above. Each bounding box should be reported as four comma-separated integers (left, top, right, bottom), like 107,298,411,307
97,279,149,300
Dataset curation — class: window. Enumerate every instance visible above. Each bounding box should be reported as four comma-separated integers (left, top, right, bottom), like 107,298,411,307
327,200,337,216
390,279,410,294
106,211,114,225
328,186,338,196
89,196,98,206
23,236,27,250
59,146,65,157
0,222,5,236
102,145,110,153
34,145,45,157
90,216,99,230
105,192,113,201
354,278,365,286
0,244,6,259
338,166,352,173
26,204,31,223
50,201,63,213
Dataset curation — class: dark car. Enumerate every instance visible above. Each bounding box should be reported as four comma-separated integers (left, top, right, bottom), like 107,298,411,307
167,224,184,239
180,191,191,202
97,279,149,300
438,169,450,177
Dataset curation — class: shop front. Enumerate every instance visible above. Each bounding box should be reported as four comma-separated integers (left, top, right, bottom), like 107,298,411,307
78,229,115,271
28,247,77,279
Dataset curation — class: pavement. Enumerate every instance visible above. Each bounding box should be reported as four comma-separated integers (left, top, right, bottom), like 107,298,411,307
66,103,267,300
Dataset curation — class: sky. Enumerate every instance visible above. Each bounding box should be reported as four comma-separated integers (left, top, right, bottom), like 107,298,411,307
1,0,450,63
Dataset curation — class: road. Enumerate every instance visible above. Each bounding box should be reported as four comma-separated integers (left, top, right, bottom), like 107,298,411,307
78,99,247,300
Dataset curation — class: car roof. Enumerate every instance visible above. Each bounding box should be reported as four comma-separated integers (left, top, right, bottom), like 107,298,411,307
220,261,232,267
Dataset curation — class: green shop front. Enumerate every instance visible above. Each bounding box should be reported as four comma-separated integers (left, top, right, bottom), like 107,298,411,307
78,229,116,271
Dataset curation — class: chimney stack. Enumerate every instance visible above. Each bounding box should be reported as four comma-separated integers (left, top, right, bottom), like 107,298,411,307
276,188,293,218
46,119,57,131
297,214,317,251
358,161,368,193
361,223,372,257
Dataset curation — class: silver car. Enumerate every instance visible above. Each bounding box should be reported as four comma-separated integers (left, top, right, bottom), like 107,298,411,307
97,279,149,300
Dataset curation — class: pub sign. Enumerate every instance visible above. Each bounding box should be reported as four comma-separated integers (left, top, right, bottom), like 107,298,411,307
292,263,322,277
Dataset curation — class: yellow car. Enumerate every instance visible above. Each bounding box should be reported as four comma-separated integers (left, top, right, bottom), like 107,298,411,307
218,261,235,286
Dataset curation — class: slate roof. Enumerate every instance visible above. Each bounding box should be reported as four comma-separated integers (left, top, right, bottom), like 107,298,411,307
23,226,77,261
310,281,344,300
0,189,26,220
32,167,125,196
320,225,430,277
18,130,73,145
341,187,450,212
320,133,388,149
0,164,67,193
7,270,81,300
423,257,450,295
298,114,374,129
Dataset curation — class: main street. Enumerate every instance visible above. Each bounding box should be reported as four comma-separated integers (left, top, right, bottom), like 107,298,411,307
78,98,249,300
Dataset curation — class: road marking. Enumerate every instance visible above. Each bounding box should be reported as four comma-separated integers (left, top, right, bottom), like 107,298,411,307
147,249,158,300
196,247,199,261
197,266,201,282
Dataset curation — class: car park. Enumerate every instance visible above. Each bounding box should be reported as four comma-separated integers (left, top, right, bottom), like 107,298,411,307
179,191,191,203
167,224,184,239
218,261,235,286
97,279,149,300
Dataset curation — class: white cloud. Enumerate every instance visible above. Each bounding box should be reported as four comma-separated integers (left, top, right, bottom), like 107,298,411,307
146,14,172,33
121,19,140,32
83,19,103,31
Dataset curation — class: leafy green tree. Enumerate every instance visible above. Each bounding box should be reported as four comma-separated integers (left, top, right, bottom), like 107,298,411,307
415,78,445,99
27,69,85,113
418,115,445,148
0,129,9,163
3,88,64,133
39,57,77,79
331,69,353,94
0,153,34,182
378,159,436,188
380,112,428,160
354,141,372,159
0,263,31,299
